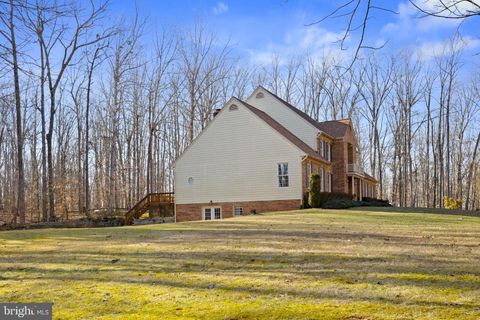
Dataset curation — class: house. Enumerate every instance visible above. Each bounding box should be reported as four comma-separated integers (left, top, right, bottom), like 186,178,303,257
174,86,377,222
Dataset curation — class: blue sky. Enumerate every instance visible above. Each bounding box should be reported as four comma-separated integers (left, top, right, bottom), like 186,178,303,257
109,0,480,65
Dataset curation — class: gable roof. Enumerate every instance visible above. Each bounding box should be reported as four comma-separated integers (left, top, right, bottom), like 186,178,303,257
256,86,335,139
240,101,321,160
252,86,361,141
317,119,350,138
258,86,324,130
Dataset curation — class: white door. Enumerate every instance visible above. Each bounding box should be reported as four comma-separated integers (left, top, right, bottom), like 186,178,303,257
203,207,221,220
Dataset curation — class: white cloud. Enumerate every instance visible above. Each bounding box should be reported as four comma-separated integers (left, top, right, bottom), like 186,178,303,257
213,2,228,15
248,25,351,65
415,36,480,60
381,1,461,35
411,0,479,18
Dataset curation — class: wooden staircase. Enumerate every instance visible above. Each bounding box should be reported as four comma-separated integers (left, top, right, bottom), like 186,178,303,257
125,193,174,225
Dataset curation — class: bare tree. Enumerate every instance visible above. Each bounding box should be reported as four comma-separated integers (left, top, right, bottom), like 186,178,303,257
179,22,232,143
411,0,480,19
84,43,108,214
0,0,26,225
355,54,394,197
36,0,114,220
316,1,478,67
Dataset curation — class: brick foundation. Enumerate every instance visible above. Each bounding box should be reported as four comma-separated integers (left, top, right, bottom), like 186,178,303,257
175,199,302,222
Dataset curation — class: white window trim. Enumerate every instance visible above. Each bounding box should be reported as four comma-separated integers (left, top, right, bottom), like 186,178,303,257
203,207,222,220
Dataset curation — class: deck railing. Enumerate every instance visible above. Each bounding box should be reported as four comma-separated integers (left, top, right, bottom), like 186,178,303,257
346,163,365,175
125,192,174,225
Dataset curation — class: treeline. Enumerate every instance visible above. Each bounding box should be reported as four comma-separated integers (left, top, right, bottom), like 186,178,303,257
1,1,479,224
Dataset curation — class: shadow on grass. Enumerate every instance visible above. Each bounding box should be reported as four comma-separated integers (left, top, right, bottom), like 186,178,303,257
352,206,480,218
2,245,480,288
1,211,480,315
2,257,480,312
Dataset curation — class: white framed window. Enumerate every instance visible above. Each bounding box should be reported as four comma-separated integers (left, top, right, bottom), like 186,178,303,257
278,163,289,187
326,143,331,162
204,208,212,220
214,207,221,219
319,140,324,157
234,207,243,216
203,207,221,220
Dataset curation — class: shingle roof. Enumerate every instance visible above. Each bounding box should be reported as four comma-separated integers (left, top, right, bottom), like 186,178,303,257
259,86,326,132
362,172,378,182
239,100,321,160
251,88,378,180
243,89,377,181
259,86,348,139
317,120,350,138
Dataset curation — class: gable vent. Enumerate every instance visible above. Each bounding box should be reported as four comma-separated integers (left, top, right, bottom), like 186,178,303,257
255,92,264,99
229,104,239,111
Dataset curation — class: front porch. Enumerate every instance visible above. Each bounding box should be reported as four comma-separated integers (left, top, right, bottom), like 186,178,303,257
347,174,377,201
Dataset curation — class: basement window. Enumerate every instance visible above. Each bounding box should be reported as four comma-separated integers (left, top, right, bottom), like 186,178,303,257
214,207,221,219
204,208,211,220
234,207,243,216
278,163,289,187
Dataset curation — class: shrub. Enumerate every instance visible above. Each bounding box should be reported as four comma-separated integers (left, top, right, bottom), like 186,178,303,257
308,174,321,208
302,193,311,209
366,200,392,207
319,192,352,207
321,196,392,209
322,199,359,209
361,197,392,207
305,189,392,210
444,196,463,210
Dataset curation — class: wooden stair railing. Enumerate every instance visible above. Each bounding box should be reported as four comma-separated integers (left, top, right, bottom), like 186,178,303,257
125,192,174,225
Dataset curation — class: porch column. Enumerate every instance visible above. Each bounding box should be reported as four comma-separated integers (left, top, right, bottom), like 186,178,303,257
351,176,355,200
360,179,363,201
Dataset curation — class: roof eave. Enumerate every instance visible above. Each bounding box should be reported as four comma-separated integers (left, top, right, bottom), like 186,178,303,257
317,131,335,140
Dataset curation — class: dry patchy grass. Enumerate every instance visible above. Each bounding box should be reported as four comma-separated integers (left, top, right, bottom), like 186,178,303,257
0,208,479,319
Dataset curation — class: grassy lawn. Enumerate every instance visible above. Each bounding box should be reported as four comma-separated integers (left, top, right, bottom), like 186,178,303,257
1,208,480,319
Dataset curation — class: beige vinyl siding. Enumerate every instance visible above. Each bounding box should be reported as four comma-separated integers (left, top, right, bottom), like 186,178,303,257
174,101,305,204
246,88,319,149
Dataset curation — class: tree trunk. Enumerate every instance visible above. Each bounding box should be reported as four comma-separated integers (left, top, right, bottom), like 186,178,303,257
466,132,480,210
9,0,25,225
47,95,56,221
